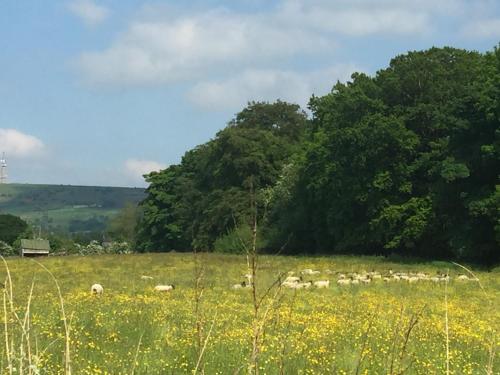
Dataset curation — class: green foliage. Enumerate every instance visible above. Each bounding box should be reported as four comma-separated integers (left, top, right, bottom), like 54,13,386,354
137,101,308,252
107,202,142,244
137,46,499,264
0,214,29,245
278,46,499,262
214,225,252,254
76,240,132,256
0,240,15,256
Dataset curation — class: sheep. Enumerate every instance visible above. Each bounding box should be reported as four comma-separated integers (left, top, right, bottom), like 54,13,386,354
351,279,360,285
337,279,351,286
408,276,419,284
301,269,320,275
293,281,313,289
141,275,154,280
91,283,103,295
281,281,296,288
313,280,330,288
360,277,372,284
232,281,248,290
284,276,302,283
154,284,175,292
456,275,469,281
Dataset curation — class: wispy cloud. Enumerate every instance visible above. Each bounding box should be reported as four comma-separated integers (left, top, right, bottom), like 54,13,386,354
188,64,360,111
75,0,475,87
462,18,500,38
0,129,45,158
124,159,165,180
77,9,327,86
68,0,109,26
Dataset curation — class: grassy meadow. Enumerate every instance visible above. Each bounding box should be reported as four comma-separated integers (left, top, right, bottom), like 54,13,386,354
1,253,498,374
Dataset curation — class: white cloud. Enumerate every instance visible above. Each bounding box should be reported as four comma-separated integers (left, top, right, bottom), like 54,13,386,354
278,1,433,36
124,159,165,180
462,18,500,38
188,64,360,111
68,0,109,26
75,0,467,87
77,9,327,86
0,129,45,158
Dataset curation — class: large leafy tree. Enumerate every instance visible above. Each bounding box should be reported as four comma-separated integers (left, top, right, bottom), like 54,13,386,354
0,214,29,245
280,46,499,261
137,101,308,252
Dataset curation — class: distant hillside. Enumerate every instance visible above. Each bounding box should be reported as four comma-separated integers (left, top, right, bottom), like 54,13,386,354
0,184,145,234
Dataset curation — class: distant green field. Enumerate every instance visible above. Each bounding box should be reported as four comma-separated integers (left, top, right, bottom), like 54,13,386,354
0,184,145,233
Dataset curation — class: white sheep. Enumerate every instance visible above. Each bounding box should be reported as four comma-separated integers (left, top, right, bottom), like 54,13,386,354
284,276,302,283
313,280,330,288
91,283,103,295
301,269,320,275
292,281,313,289
154,284,175,292
232,281,247,289
337,279,351,286
141,275,154,280
456,275,469,281
360,277,372,284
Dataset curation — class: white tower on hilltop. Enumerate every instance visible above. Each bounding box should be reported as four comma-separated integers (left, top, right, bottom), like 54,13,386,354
0,153,7,184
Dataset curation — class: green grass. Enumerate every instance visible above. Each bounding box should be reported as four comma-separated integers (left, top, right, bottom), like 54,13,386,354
0,253,498,374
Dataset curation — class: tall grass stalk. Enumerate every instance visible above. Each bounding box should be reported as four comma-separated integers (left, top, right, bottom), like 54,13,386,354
194,310,218,375
31,259,72,375
193,248,207,374
452,262,497,375
444,269,450,375
130,332,144,375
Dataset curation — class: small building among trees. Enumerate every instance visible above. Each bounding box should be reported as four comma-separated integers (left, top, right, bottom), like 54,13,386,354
20,239,50,257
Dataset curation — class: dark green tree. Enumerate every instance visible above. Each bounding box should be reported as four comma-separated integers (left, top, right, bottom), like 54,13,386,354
278,46,499,262
0,214,29,245
137,101,308,251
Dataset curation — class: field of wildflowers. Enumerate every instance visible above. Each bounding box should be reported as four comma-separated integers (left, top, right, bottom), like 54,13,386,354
1,253,498,374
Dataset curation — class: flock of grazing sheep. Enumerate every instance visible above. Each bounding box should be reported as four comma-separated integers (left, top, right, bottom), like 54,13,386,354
89,268,477,295
233,268,478,290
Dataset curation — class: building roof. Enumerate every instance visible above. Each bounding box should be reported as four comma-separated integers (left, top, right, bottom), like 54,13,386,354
21,239,51,251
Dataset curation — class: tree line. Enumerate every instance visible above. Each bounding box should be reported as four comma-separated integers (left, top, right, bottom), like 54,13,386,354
136,46,499,263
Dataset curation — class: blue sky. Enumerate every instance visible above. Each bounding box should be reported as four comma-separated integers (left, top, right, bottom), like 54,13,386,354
0,0,499,187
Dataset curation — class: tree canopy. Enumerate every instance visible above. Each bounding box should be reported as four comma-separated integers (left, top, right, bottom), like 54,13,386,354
137,101,308,252
0,214,29,245
137,46,499,264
